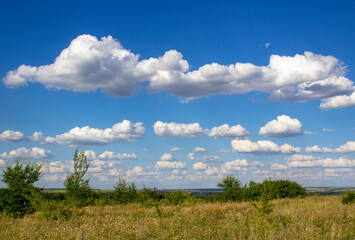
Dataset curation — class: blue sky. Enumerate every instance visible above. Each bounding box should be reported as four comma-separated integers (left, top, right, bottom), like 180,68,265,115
0,0,354,189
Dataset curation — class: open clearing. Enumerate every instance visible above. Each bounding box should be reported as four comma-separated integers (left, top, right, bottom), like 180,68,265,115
0,195,354,239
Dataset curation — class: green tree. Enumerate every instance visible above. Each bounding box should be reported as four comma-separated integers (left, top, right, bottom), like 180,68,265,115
64,149,92,206
114,177,138,204
217,176,242,202
1,157,45,217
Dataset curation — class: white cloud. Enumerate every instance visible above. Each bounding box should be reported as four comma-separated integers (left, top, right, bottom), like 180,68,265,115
285,154,355,168
126,166,145,177
108,168,124,176
208,124,249,138
337,141,355,153
29,131,45,142
153,121,206,137
193,147,207,153
98,151,137,160
3,35,143,97
4,34,353,108
170,147,183,151
259,115,306,138
0,159,5,167
187,152,195,161
43,120,144,147
0,130,25,142
324,168,354,177
231,139,301,155
224,159,249,171
147,51,353,105
45,161,71,173
320,92,355,109
265,43,271,48
271,163,288,170
89,159,117,168
306,145,336,153
43,174,67,182
250,161,265,167
198,155,222,162
193,162,207,171
0,147,55,160
187,152,221,162
160,153,174,161
84,150,97,160
154,160,186,170
305,141,355,153
323,128,334,132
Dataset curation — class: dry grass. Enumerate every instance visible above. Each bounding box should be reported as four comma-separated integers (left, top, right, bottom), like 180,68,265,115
0,195,354,239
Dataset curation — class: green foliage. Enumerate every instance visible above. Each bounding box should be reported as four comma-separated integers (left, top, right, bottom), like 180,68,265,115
250,179,274,216
1,157,45,217
64,149,92,206
243,179,307,201
217,176,242,202
242,180,264,201
140,185,164,207
29,189,72,220
341,191,355,204
166,190,193,205
114,177,138,204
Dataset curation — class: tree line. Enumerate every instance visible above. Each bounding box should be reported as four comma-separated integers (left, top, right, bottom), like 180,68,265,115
1,149,346,219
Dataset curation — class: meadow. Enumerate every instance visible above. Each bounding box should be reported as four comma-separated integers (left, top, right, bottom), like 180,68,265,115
0,195,354,240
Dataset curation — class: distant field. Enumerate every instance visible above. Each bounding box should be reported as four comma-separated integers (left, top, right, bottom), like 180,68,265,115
305,187,355,195
0,195,354,239
43,187,355,196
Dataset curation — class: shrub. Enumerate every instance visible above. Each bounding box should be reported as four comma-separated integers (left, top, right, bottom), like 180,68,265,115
1,157,45,217
166,190,193,205
342,191,355,204
269,179,307,199
242,179,307,201
217,176,242,202
64,149,92,206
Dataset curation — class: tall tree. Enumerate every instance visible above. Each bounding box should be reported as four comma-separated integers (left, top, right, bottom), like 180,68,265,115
217,176,242,202
64,149,92,206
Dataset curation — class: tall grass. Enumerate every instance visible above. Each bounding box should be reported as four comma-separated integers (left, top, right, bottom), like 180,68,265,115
0,195,354,239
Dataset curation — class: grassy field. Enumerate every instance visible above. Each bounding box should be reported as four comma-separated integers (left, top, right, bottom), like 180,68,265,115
0,195,354,240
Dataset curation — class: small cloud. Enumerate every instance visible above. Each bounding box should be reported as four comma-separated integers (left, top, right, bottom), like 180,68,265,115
170,147,183,152
259,115,307,138
323,128,334,132
265,43,271,48
193,147,208,153
140,148,149,152
160,153,174,161
0,130,25,142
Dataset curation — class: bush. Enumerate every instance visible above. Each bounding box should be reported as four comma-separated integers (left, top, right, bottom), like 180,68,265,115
342,191,355,204
1,157,45,217
64,149,93,206
165,190,193,205
242,179,307,201
217,176,242,202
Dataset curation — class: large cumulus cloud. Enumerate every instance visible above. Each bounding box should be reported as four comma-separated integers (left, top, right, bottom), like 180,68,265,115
3,34,354,109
